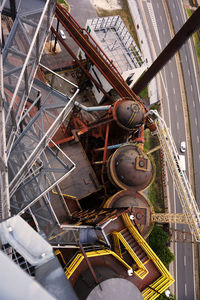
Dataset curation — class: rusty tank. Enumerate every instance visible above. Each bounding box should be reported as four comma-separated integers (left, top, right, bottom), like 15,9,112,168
107,144,154,191
112,99,145,130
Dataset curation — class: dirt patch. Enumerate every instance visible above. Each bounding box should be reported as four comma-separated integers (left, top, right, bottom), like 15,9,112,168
90,0,123,10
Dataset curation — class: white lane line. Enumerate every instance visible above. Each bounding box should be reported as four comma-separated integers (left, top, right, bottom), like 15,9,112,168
175,104,178,111
171,71,173,79
157,2,159,8
193,100,195,108
188,30,200,106
173,3,175,9
197,136,199,143
195,117,197,126
188,69,190,76
176,15,178,21
199,153,200,161
191,84,193,91
185,55,187,61
160,15,162,21
185,283,187,297
173,87,176,94
184,255,187,266
177,122,179,130
163,28,165,35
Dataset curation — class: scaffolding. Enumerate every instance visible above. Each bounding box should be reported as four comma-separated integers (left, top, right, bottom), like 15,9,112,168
88,15,145,73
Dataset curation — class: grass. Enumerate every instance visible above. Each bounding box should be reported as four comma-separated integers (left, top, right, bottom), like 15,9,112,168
57,0,69,10
144,128,164,212
95,0,140,49
139,87,148,99
186,9,200,69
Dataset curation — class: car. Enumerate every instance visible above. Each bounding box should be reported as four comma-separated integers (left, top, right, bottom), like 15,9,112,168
59,29,66,40
180,141,186,153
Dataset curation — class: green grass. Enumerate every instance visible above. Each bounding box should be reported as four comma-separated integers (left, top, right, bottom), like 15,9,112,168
186,9,200,69
57,0,69,10
139,87,148,99
95,0,140,49
144,129,164,212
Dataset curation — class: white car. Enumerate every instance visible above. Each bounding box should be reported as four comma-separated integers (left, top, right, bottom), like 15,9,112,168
180,141,186,153
59,29,66,40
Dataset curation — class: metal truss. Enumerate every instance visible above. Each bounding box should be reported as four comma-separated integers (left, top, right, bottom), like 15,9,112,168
150,110,200,242
8,79,78,196
0,1,10,221
2,0,56,151
10,143,75,216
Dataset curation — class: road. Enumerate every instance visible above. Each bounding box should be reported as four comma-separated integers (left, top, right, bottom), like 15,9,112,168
140,0,198,299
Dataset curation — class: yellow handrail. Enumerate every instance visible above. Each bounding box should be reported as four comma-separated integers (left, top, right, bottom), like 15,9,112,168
112,231,149,279
122,213,174,299
65,249,133,279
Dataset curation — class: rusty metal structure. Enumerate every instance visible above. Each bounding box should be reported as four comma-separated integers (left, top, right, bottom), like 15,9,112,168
1,1,200,299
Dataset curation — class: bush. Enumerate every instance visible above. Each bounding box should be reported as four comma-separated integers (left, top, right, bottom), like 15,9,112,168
149,225,169,251
149,225,175,268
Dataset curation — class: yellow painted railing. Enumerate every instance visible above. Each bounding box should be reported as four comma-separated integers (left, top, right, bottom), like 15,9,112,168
122,213,174,299
64,249,133,279
112,231,149,279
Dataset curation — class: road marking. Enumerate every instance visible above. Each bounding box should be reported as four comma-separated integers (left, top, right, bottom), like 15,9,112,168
171,71,173,79
197,136,199,143
195,117,197,126
173,87,176,94
177,122,179,130
193,100,195,108
163,28,165,35
199,153,200,161
160,15,162,21
157,2,159,8
191,84,193,91
184,255,186,266
173,3,175,9
185,55,187,61
175,104,177,111
188,69,190,75
176,15,178,21
185,283,187,296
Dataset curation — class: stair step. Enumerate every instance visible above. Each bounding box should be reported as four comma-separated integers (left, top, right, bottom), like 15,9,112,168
129,240,137,248
138,251,146,259
133,244,140,252
122,230,130,239
141,255,148,263
125,235,133,243
135,248,143,256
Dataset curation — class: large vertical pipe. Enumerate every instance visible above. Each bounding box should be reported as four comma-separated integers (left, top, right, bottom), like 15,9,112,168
133,6,200,94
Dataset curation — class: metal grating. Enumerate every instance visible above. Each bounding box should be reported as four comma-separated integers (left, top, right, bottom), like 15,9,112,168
2,243,35,276
88,15,145,74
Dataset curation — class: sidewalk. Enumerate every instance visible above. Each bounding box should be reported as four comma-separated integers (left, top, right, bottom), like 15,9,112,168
127,0,160,105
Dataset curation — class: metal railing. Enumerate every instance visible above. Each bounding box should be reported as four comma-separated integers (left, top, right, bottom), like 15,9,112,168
150,110,200,242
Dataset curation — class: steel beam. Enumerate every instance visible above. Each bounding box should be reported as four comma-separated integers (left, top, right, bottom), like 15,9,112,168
133,6,200,94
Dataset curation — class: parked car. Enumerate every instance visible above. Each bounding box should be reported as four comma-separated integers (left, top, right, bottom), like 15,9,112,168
59,29,66,40
180,141,186,153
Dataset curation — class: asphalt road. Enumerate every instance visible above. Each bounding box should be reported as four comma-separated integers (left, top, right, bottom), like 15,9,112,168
142,0,196,299
167,0,200,209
